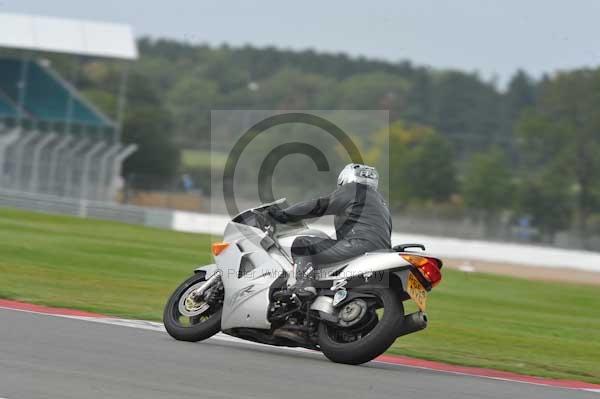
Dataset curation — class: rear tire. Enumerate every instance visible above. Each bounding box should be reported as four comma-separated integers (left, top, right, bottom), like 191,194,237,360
318,287,404,365
163,273,222,342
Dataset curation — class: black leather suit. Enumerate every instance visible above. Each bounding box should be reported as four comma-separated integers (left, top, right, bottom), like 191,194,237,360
271,182,392,279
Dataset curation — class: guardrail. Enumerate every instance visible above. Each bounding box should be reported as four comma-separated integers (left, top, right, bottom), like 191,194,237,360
0,188,172,228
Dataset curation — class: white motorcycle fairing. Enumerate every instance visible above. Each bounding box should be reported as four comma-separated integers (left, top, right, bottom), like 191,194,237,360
207,216,413,331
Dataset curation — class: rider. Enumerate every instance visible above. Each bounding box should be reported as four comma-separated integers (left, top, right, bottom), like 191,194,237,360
268,163,392,298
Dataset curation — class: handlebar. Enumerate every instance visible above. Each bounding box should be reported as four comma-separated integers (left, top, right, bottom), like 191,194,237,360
250,208,274,235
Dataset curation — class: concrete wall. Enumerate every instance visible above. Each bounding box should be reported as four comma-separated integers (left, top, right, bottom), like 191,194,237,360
170,210,600,273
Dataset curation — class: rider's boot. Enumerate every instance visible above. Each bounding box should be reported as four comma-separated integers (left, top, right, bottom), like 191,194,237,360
294,261,317,297
272,263,317,343
273,262,317,301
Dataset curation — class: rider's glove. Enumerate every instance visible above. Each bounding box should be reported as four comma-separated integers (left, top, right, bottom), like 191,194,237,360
268,207,289,224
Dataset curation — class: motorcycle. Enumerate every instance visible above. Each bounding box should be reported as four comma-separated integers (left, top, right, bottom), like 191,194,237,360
163,199,443,365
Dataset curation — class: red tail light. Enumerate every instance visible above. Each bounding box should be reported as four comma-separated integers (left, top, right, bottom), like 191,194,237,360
401,254,442,287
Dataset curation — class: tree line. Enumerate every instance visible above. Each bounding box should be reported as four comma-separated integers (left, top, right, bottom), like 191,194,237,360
68,38,600,245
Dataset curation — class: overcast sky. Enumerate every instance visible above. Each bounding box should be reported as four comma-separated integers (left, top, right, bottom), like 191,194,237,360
2,0,600,85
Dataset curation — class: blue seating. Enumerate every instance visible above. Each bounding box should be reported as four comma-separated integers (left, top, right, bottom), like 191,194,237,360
0,59,22,102
0,97,16,116
0,58,113,128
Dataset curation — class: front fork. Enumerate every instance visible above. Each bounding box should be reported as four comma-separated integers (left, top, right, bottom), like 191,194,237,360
190,270,222,301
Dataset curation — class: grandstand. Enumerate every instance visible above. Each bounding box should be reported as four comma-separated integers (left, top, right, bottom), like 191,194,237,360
0,57,114,134
0,13,138,202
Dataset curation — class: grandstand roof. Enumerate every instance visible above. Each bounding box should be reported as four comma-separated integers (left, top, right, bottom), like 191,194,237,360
0,13,138,60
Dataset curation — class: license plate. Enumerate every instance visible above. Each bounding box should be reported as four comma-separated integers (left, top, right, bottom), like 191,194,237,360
407,273,427,311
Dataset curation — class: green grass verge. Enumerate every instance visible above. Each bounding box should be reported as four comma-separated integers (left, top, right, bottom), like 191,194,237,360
0,207,598,383
182,149,226,169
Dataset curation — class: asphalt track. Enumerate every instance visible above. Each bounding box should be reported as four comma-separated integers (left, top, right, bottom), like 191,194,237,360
0,308,598,399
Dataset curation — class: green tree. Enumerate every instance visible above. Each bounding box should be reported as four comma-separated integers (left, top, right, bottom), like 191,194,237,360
430,71,502,155
517,69,600,240
504,70,536,125
516,169,574,241
334,72,409,109
252,68,335,108
380,121,456,207
121,72,180,186
166,75,218,146
462,148,513,218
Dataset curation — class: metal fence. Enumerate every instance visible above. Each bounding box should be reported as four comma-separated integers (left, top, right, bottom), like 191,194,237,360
0,188,173,228
0,126,136,202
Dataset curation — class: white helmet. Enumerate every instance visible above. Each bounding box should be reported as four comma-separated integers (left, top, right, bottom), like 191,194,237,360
337,163,379,189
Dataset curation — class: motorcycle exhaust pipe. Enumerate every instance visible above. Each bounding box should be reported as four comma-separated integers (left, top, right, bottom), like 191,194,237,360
397,311,428,337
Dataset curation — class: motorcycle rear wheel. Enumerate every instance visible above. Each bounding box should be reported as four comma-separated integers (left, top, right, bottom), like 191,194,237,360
318,287,404,365
163,273,223,342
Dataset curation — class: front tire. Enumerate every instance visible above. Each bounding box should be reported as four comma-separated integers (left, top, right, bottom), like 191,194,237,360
163,273,223,342
318,287,404,365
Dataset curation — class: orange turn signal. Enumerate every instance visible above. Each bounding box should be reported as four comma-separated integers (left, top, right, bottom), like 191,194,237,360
401,254,429,267
211,242,230,256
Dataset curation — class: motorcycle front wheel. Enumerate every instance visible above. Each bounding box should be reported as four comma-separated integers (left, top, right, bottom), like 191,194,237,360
163,273,223,342
318,287,404,365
